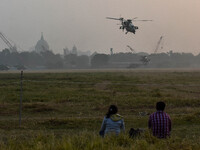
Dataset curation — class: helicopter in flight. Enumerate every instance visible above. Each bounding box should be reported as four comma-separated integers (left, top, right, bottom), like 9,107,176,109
106,17,152,34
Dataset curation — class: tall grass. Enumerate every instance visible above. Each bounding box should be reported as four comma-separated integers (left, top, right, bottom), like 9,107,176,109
0,71,200,149
0,131,199,150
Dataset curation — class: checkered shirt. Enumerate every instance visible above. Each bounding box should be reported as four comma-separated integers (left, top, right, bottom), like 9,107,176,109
148,111,171,138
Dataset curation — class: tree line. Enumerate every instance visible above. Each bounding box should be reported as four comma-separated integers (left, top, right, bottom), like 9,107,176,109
0,48,200,70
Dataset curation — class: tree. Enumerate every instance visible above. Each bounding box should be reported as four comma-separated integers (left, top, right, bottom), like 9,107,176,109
76,55,89,68
91,54,109,68
41,51,63,69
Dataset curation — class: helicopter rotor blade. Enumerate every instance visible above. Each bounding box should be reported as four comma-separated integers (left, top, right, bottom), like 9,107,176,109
132,17,138,20
106,17,124,21
133,19,153,22
106,17,120,20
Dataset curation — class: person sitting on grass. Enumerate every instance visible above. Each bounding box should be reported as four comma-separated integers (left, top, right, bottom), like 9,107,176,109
148,101,171,138
99,105,125,137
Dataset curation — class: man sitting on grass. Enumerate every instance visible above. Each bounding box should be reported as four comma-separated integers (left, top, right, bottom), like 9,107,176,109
148,101,171,138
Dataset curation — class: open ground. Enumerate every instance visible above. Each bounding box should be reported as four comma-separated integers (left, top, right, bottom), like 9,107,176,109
0,69,200,149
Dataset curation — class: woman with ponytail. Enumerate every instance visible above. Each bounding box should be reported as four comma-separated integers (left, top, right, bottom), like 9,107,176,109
99,105,125,137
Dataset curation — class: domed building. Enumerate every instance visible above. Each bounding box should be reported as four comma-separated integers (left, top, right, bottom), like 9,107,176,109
35,33,50,53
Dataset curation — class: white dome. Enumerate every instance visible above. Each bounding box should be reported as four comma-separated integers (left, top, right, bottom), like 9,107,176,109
35,33,49,53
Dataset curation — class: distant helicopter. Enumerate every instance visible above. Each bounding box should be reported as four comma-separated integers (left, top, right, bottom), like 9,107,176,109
140,56,150,65
106,17,152,34
140,36,164,65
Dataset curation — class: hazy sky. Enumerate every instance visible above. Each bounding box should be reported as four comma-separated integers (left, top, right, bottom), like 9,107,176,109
0,0,200,54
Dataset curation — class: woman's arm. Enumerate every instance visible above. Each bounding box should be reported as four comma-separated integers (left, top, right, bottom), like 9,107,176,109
121,119,125,132
99,117,106,137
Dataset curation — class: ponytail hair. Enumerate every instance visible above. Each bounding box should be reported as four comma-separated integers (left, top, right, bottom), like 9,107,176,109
106,105,118,118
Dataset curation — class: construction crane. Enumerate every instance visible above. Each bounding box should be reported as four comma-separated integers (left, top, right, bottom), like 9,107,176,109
127,45,135,53
0,32,17,52
154,36,164,54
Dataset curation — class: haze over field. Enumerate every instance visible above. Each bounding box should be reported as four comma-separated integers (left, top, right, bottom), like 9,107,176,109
0,0,200,54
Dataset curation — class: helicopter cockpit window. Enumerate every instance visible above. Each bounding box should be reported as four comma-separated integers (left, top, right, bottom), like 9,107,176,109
129,24,133,28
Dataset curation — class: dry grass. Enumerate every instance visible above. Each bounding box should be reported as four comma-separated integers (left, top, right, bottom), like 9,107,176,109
0,70,200,149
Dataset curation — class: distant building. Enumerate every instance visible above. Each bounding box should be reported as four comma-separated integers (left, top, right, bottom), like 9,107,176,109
63,45,91,57
71,45,78,55
35,33,50,53
63,47,70,56
90,51,98,58
77,50,91,56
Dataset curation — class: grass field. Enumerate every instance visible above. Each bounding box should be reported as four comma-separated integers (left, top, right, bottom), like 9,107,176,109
0,69,200,149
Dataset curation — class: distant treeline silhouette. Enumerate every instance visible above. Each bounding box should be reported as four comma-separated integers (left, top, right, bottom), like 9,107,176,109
0,48,200,70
